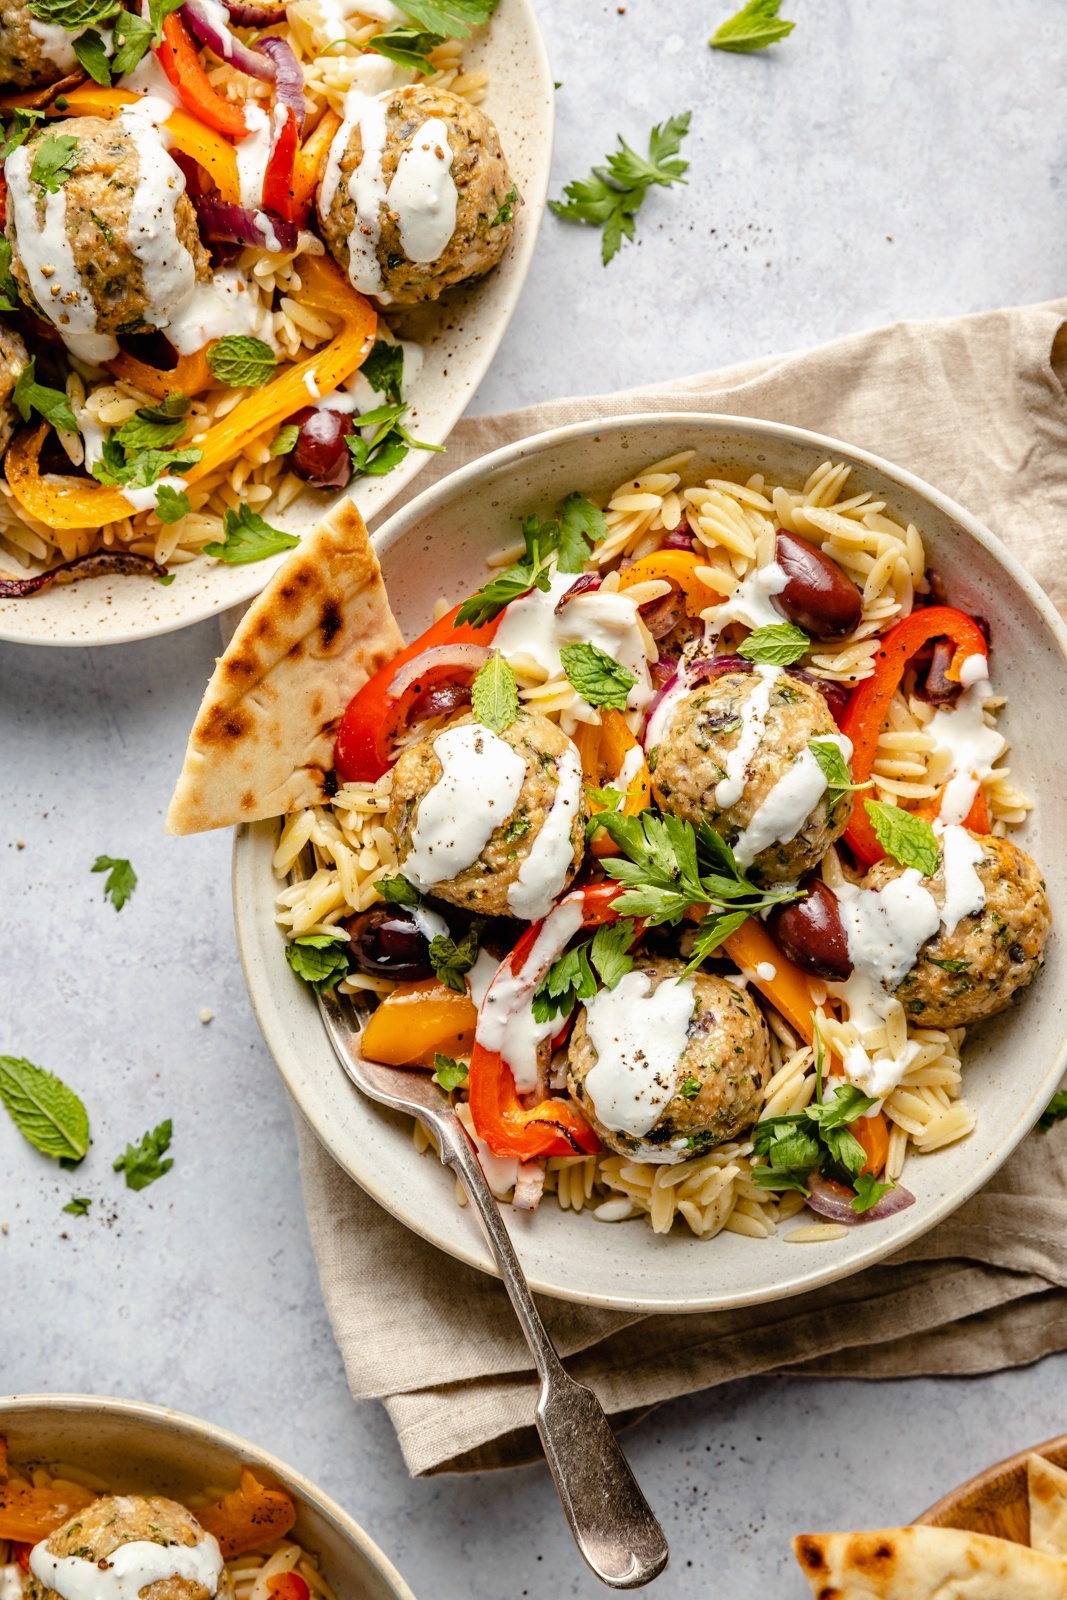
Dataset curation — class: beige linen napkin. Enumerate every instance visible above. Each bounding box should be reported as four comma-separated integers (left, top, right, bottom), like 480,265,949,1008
294,296,1067,1476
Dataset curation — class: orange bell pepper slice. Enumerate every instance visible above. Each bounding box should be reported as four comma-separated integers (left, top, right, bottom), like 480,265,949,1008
292,110,341,223
722,918,826,1047
615,549,719,616
55,85,241,204
155,18,249,140
839,606,989,865
5,254,376,530
196,1469,296,1558
0,1477,97,1542
913,784,990,836
105,346,215,402
853,1110,889,1178
573,710,651,858
360,979,478,1067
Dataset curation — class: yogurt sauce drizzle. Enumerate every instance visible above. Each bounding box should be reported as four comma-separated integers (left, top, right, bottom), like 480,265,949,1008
582,969,696,1144
927,669,1006,826
493,570,654,714
29,1534,223,1600
507,742,583,921
715,663,781,808
732,733,853,870
386,117,457,262
402,723,525,890
476,897,586,1092
705,560,788,638
0,1566,23,1600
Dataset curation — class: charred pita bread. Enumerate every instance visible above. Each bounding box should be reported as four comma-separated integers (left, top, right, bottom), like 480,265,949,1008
793,1525,1067,1598
166,498,403,834
1030,1456,1067,1558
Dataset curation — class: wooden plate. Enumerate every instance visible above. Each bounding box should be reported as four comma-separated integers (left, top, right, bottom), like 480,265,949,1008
917,1435,1067,1546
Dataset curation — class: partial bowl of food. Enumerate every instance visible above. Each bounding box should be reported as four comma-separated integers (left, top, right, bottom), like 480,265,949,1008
0,1393,415,1600
793,1440,1067,1597
0,0,552,647
189,412,1067,1313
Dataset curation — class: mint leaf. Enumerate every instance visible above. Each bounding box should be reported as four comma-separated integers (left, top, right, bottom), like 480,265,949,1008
808,738,870,810
0,1056,90,1165
91,854,137,910
471,652,519,735
206,335,276,388
13,358,78,434
147,0,183,42
361,340,404,405
710,0,794,52
368,25,443,70
63,1195,91,1215
113,410,187,452
154,484,190,525
738,621,810,666
27,0,117,25
397,0,496,37
113,1119,173,1190
73,28,112,84
865,799,940,877
29,132,79,193
270,424,299,457
589,918,635,989
550,112,691,265
557,492,605,571
203,504,299,565
285,931,349,993
560,640,637,710
432,1054,468,1091
429,920,483,993
377,874,421,907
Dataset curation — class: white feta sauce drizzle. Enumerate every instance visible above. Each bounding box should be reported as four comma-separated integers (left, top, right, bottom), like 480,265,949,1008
27,16,78,73
927,671,1006,826
165,265,273,355
0,1565,23,1600
715,663,780,809
403,723,526,891
494,569,654,714
705,560,788,637
320,88,392,300
120,472,187,514
123,49,182,108
29,1534,223,1600
583,969,696,1141
732,733,852,870
755,961,777,981
313,0,408,48
466,946,501,1010
614,743,646,798
120,104,198,335
475,897,585,1093
236,103,275,209
507,741,583,921
303,367,321,398
5,145,118,363
643,663,692,750
410,903,449,944
313,340,420,428
386,116,457,262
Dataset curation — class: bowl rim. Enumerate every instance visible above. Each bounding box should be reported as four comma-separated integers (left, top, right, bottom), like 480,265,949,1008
0,1391,417,1600
233,409,1067,1312
0,0,554,650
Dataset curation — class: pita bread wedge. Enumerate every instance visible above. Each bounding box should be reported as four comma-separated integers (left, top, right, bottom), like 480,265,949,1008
1030,1456,1067,1558
793,1525,1067,1598
166,498,403,834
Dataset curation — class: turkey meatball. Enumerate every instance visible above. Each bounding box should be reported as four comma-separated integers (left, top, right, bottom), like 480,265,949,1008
0,0,85,89
27,1495,233,1600
318,84,517,305
0,322,29,455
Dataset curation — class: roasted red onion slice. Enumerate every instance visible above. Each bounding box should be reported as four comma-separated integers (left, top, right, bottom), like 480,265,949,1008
386,643,491,699
913,637,963,706
181,0,276,78
223,0,287,22
554,572,601,613
680,655,851,724
805,1170,915,1225
193,195,297,253
256,35,305,132
407,682,472,721
0,551,169,598
639,589,686,640
660,527,698,551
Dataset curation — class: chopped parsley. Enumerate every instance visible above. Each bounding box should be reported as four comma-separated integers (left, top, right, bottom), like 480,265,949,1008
550,112,691,264
92,854,137,910
490,186,519,228
532,919,636,1024
429,920,483,993
29,132,80,193
113,1120,173,1191
13,358,78,435
368,25,443,71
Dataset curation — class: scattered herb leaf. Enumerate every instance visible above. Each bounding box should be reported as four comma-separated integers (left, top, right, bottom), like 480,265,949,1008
0,108,43,161
270,424,299,457
206,335,276,388
429,920,483,993
72,27,113,85
560,640,636,710
711,0,795,52
285,930,349,993
549,112,691,265
91,854,137,911
432,1053,469,1091
29,132,80,193
63,1195,92,1215
368,25,443,71
865,799,940,877
13,358,78,435
153,484,191,525
377,874,421,907
113,1119,173,1191
361,340,405,405
203,504,299,565
0,1055,90,1165
737,621,810,666
471,651,519,735
1039,1091,1067,1132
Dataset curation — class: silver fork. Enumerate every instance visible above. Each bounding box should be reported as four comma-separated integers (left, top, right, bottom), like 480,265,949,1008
316,981,670,1589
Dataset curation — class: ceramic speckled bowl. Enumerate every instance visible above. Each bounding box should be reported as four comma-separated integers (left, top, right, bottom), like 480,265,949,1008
232,413,1067,1313
0,1395,415,1600
0,0,552,648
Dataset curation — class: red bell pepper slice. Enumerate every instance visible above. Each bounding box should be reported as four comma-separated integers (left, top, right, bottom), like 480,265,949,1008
155,17,249,141
261,105,299,223
840,604,990,865
266,1576,310,1600
468,882,640,1161
334,604,501,783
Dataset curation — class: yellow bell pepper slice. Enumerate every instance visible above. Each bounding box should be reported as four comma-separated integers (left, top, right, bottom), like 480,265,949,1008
360,980,478,1068
5,254,377,530
615,549,719,616
55,86,241,204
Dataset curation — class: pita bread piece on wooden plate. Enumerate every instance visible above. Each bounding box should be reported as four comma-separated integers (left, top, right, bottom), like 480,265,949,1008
793,1452,1067,1598
166,499,402,835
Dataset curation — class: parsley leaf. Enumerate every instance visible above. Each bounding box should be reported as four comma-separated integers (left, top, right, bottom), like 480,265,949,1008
533,941,597,1023
589,918,636,990
454,555,548,629
153,484,190,525
91,854,137,910
368,25,443,71
711,0,795,52
432,1054,468,1091
851,1171,896,1214
92,445,200,491
737,621,810,666
146,0,184,44
29,132,80,193
346,399,442,483
678,1075,702,1103
362,340,405,405
377,874,421,907
13,358,78,435
489,185,519,229
270,424,299,457
429,920,483,993
560,640,636,710
203,504,299,565
751,1085,883,1204
557,492,606,571
110,9,156,76
0,108,43,161
73,28,113,85
865,799,940,877
808,738,870,811
63,1195,91,1215
113,1119,173,1191
206,335,276,388
0,239,18,312
0,1055,90,1165
1039,1090,1067,1132
471,651,519,735
398,0,497,38
285,930,349,993
26,0,117,26
550,112,691,265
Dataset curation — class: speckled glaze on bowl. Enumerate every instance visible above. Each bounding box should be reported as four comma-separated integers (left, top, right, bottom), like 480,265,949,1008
232,413,1067,1314
0,1394,415,1600
0,0,552,648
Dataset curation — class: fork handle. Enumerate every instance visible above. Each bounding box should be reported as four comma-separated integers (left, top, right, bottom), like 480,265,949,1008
428,1110,669,1590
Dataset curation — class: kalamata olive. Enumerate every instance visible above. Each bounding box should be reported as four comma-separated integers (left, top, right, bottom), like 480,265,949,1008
660,527,698,551
639,589,686,639
787,666,852,726
774,530,863,638
767,878,853,981
408,681,472,721
288,406,353,489
343,906,434,980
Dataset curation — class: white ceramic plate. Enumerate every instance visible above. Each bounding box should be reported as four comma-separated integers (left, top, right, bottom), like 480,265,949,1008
0,1393,416,1600
0,0,552,648
233,414,1067,1313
